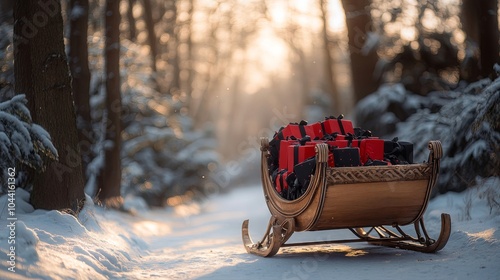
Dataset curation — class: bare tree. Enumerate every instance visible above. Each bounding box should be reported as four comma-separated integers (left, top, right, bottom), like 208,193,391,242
341,0,379,102
68,0,92,176
143,0,157,72
0,0,14,24
127,0,137,41
461,0,499,80
319,0,340,113
13,0,85,212
97,0,122,207
165,0,180,94
185,0,194,104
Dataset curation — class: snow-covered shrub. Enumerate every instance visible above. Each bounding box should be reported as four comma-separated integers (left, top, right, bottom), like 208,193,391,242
354,83,427,136
0,94,58,194
119,88,218,206
355,73,500,195
478,177,500,216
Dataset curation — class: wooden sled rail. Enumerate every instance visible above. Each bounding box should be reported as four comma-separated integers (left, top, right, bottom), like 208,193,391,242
242,138,451,257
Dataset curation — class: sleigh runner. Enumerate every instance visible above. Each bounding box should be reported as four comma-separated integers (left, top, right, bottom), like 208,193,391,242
242,138,451,257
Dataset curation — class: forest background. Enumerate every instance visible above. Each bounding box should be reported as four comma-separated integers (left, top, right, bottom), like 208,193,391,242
0,0,498,213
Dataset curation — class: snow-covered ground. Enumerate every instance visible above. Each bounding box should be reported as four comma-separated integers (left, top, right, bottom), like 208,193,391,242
1,178,499,280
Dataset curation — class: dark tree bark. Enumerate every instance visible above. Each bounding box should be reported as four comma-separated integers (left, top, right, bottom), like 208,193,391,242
97,0,122,207
477,0,499,77
0,0,14,24
127,0,137,41
68,0,92,176
13,0,85,212
341,0,379,103
461,0,499,80
165,0,180,94
185,0,194,105
143,0,157,72
320,0,340,113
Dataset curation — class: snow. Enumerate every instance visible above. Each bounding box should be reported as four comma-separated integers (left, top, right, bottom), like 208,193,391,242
361,32,380,56
1,177,499,280
494,63,500,75
0,95,59,191
70,5,86,20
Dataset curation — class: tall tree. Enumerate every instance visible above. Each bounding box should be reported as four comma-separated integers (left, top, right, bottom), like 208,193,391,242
165,0,180,94
341,0,379,102
127,0,137,41
97,0,123,207
319,0,340,113
68,0,92,176
143,0,157,72
185,0,194,105
0,0,14,24
13,0,85,212
461,0,499,80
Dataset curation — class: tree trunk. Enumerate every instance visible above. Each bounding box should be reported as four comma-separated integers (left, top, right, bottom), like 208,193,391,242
143,0,157,72
461,0,499,80
97,0,122,207
185,0,194,107
478,0,499,77
13,0,85,212
127,0,137,41
0,0,14,24
320,0,340,114
166,0,180,94
341,0,378,103
460,0,481,82
68,0,92,177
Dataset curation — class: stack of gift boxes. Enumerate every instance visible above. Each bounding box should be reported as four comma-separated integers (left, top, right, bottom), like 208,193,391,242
269,115,414,200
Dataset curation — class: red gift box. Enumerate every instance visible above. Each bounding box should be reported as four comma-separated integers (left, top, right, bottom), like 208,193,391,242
322,139,383,166
287,144,317,171
307,122,324,139
275,122,324,140
274,169,291,194
321,118,354,135
322,140,348,167
278,140,297,170
352,138,385,164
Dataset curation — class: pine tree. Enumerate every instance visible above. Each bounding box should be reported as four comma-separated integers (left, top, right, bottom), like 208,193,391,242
0,94,58,192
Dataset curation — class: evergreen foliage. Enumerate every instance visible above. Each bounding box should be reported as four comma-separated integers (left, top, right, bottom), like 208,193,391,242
0,94,58,194
85,38,218,206
355,71,500,194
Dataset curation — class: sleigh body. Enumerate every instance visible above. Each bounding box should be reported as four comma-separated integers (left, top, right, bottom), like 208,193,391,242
242,138,451,257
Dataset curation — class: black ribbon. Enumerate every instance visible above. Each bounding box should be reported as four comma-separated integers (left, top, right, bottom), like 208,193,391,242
279,172,284,192
299,135,311,145
299,125,307,137
345,133,354,147
323,114,346,135
337,117,346,135
294,145,299,167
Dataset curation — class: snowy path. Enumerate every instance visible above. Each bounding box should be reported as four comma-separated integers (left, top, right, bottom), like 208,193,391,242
121,186,500,280
1,183,500,279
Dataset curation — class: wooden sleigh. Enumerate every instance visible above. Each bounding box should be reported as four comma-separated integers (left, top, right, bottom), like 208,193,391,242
242,138,451,257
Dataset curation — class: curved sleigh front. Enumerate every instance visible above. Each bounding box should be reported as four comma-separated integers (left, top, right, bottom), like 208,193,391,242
242,138,451,257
